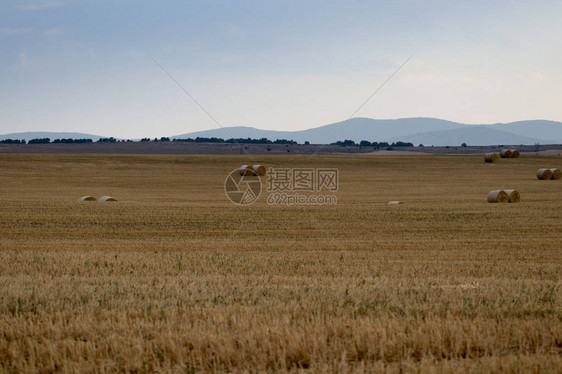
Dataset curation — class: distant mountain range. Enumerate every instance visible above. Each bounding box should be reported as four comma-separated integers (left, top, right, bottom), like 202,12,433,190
171,118,562,146
3,118,562,146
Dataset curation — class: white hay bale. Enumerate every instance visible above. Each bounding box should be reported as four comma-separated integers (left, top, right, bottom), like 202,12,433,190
239,165,256,176
487,190,508,203
484,153,498,163
537,168,553,180
550,168,561,180
98,196,117,202
79,196,96,201
500,149,512,158
252,165,266,176
387,201,403,205
504,189,520,203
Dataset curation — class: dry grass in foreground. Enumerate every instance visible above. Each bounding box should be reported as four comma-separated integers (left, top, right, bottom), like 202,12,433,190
0,154,561,373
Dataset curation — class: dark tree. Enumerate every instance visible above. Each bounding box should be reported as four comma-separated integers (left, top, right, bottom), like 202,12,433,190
331,140,356,147
28,138,50,144
97,137,117,143
0,139,26,144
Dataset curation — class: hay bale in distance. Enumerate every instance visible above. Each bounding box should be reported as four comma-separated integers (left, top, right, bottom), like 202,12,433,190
252,165,266,176
504,189,520,203
550,168,561,180
484,153,498,163
98,196,117,202
387,201,403,205
537,168,553,180
238,165,256,176
79,196,96,201
500,149,512,158
510,149,520,158
487,190,508,203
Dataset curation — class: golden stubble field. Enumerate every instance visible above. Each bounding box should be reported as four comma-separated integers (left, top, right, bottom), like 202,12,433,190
0,153,561,373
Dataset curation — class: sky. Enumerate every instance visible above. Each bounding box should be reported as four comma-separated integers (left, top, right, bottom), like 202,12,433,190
1,0,562,138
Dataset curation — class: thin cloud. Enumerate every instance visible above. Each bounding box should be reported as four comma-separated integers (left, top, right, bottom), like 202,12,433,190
18,50,28,71
43,28,64,36
214,21,247,40
18,1,66,11
0,28,32,37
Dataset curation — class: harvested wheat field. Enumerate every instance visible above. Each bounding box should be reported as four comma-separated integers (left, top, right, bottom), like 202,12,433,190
0,154,561,373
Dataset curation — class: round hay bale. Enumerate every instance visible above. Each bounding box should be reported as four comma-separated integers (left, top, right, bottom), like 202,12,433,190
537,168,553,180
252,165,266,176
550,168,561,180
79,196,96,201
484,153,498,163
500,149,512,158
504,189,520,203
238,165,256,176
510,149,520,158
487,190,508,203
99,196,117,202
387,201,403,205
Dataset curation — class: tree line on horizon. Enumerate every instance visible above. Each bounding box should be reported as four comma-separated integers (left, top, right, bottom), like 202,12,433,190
1,136,415,147
330,140,414,148
0,137,127,144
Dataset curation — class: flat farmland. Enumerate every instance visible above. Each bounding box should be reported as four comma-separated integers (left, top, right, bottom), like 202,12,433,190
0,154,561,373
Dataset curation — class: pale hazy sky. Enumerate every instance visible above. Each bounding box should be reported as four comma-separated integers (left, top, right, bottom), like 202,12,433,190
1,0,562,138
